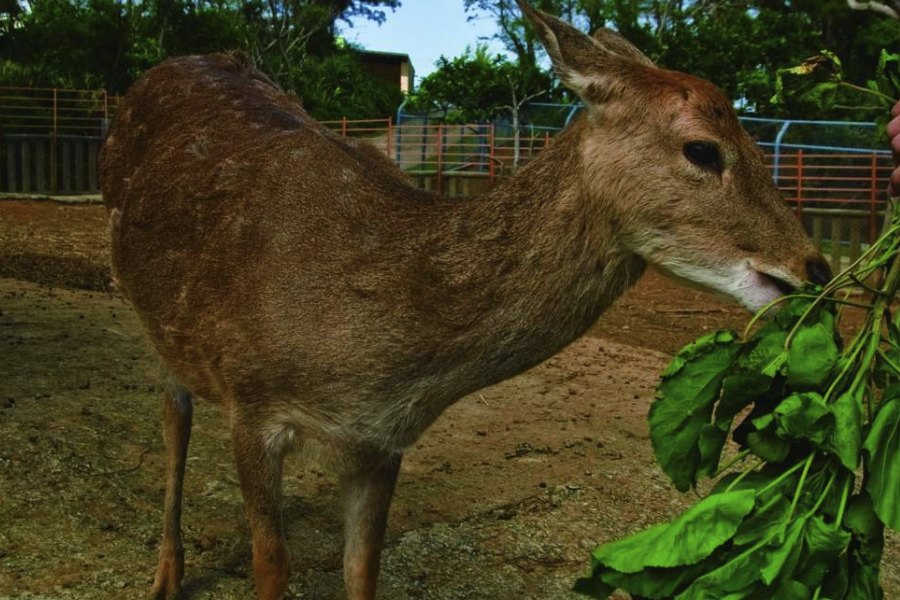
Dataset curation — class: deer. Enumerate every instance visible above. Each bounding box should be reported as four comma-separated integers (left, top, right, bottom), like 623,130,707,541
99,1,832,599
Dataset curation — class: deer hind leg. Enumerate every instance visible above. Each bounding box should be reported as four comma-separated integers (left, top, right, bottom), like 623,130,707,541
148,380,193,600
231,416,291,600
341,452,403,600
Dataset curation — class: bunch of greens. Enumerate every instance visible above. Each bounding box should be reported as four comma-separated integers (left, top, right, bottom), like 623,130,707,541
574,53,900,600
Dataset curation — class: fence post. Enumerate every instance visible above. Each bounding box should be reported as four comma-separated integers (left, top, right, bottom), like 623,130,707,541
102,90,109,137
386,117,393,159
870,153,879,243
436,123,444,195
795,149,803,220
488,124,495,189
0,84,3,192
341,117,347,137
51,88,58,193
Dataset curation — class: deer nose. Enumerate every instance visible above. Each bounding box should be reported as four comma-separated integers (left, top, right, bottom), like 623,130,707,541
806,258,832,286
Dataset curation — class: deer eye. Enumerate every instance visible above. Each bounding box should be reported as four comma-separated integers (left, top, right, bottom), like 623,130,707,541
683,142,721,171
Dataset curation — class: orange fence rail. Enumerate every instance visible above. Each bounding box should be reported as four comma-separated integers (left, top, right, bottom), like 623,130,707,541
0,93,894,245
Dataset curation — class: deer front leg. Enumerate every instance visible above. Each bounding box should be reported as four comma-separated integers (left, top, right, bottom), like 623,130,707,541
231,420,290,600
341,453,402,600
148,383,193,600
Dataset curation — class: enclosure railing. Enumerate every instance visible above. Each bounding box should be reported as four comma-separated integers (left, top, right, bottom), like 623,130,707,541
0,86,120,193
1,90,895,265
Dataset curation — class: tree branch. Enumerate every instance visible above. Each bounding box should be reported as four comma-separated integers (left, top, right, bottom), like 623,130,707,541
847,0,900,19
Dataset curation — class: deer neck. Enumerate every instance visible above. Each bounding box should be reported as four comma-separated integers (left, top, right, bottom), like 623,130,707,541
424,118,647,379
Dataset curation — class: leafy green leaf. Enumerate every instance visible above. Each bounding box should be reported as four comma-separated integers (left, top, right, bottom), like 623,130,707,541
862,396,900,530
747,420,791,463
715,372,774,429
826,390,864,470
662,330,738,378
786,325,838,390
599,560,718,600
675,515,808,599
734,493,791,545
591,489,756,572
572,567,615,600
759,515,807,584
845,493,885,600
698,424,729,478
875,49,900,102
737,329,787,374
820,551,849,600
652,331,742,491
774,392,834,447
794,515,850,589
772,52,843,112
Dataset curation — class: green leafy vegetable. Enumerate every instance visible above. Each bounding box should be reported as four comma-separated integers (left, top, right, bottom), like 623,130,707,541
575,55,900,600
863,396,900,530
650,331,741,491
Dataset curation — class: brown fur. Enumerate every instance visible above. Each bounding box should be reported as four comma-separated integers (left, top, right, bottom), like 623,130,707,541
100,4,828,599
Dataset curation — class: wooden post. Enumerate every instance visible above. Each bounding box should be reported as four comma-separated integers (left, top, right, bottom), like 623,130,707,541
21,140,31,192
341,117,348,137
5,139,16,192
849,218,862,265
436,123,444,195
74,140,85,192
88,141,98,191
62,139,72,193
386,117,393,159
36,139,46,192
830,217,842,275
50,89,58,193
0,85,3,192
488,124,495,189
795,149,804,219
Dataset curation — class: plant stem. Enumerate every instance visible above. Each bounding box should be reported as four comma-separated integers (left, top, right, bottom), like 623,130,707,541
724,458,764,493
809,467,837,515
840,81,896,104
877,347,900,376
787,454,815,524
835,474,852,529
849,244,900,395
714,449,751,478
757,458,808,496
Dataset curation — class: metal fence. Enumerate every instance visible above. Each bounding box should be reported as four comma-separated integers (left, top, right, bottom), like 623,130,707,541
1,87,895,272
0,86,119,194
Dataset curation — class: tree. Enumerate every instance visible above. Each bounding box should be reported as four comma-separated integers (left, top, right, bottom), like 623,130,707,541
0,0,400,96
466,0,900,119
409,44,551,170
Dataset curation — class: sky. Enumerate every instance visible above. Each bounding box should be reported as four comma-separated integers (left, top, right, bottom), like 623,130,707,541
340,2,513,82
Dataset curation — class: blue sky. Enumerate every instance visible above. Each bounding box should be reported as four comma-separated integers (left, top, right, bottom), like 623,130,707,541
340,2,512,81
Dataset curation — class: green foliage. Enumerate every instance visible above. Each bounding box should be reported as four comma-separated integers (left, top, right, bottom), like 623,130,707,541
0,0,403,120
407,44,550,123
577,206,900,597
294,50,404,121
773,48,900,134
465,0,900,118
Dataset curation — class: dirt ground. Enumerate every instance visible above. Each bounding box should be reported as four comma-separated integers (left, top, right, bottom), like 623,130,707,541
0,199,896,600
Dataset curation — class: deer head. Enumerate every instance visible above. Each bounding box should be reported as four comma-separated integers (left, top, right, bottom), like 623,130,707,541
517,1,830,312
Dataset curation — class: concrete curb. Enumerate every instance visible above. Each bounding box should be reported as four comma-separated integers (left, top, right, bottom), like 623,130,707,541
0,194,103,205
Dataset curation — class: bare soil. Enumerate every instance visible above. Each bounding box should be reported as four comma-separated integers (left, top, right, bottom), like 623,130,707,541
0,199,896,600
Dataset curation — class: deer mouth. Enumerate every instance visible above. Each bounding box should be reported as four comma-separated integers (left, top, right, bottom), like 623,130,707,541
738,268,801,312
758,272,796,296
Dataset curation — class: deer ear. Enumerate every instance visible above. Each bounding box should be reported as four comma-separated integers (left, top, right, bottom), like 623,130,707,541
592,28,654,68
516,0,650,102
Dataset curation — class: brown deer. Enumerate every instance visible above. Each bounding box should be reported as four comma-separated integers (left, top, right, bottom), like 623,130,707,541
99,2,831,599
